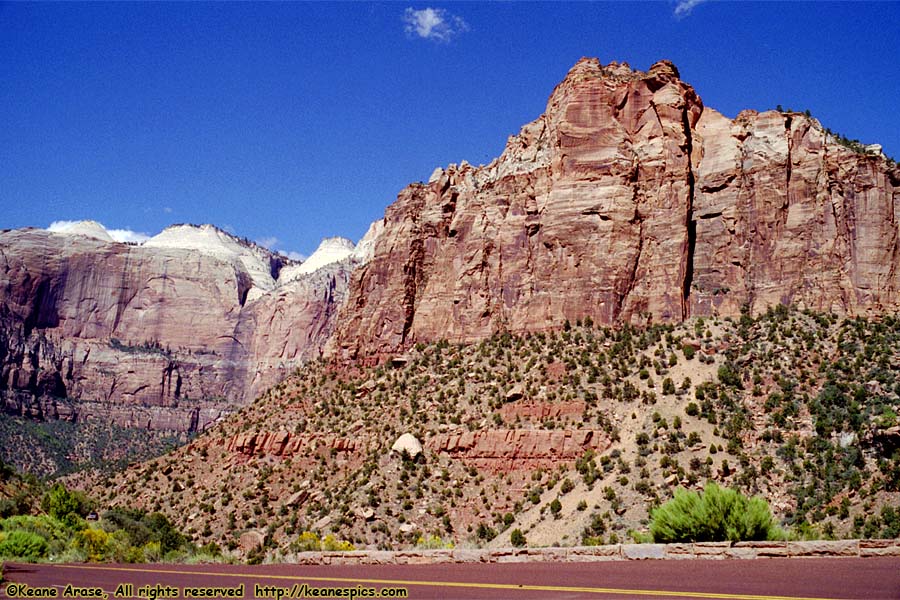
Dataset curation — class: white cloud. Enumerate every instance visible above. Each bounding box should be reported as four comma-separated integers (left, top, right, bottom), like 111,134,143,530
256,236,280,250
283,251,307,262
48,220,86,233
163,207,173,214
107,228,151,244
48,220,150,244
674,0,708,17
404,7,468,42
256,236,305,261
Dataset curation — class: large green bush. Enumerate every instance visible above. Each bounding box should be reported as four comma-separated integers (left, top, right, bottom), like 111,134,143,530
649,483,782,543
0,530,49,560
42,483,91,528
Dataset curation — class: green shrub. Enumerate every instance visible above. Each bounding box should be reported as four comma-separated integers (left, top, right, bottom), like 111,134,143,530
143,513,186,555
582,512,606,545
42,484,89,528
550,498,562,516
476,522,496,541
662,378,676,395
1,515,72,558
0,492,31,518
101,508,152,546
649,483,782,543
510,528,526,547
717,363,742,389
0,530,49,560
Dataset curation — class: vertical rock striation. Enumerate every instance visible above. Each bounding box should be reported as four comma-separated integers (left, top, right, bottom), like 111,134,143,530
330,58,899,361
690,108,900,316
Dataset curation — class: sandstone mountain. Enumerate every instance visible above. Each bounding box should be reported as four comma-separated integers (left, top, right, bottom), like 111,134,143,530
330,58,899,361
2,57,898,477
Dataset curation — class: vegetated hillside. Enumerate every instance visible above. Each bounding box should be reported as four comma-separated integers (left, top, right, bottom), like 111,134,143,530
84,306,900,559
0,413,187,478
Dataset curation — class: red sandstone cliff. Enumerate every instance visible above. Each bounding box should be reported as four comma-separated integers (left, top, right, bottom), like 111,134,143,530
328,58,900,361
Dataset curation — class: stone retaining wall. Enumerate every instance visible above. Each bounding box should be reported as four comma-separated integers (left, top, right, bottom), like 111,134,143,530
288,539,900,565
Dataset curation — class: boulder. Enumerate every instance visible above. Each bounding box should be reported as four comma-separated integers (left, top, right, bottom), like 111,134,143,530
505,385,525,403
239,529,265,553
391,433,423,459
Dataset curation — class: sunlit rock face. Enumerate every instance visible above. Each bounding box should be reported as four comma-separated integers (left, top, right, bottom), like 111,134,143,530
330,58,900,361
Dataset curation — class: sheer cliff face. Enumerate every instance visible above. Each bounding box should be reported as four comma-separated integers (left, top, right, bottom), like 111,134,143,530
330,58,900,360
0,228,353,431
691,108,900,316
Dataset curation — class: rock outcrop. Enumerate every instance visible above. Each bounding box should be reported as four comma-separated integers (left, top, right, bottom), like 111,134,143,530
426,429,610,472
329,58,900,361
499,401,586,423
224,431,367,458
689,108,900,316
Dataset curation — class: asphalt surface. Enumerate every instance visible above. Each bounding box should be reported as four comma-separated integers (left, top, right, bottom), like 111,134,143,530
2,557,899,600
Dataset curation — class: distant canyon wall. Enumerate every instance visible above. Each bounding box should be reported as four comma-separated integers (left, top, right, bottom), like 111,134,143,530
0,226,357,432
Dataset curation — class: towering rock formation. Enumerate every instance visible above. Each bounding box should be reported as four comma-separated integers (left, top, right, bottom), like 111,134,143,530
2,56,898,444
0,224,373,434
329,58,899,361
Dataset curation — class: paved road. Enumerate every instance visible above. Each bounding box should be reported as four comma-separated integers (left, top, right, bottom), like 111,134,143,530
2,558,899,600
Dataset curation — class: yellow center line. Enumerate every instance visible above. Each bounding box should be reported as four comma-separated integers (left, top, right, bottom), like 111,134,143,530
47,563,851,600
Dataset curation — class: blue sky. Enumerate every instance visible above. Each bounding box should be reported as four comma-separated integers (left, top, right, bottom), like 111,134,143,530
2,2,898,259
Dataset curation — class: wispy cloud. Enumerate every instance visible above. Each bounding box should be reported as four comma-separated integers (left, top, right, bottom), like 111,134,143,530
403,7,468,42
256,236,280,250
107,228,151,244
48,220,87,233
257,235,305,262
674,0,708,17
